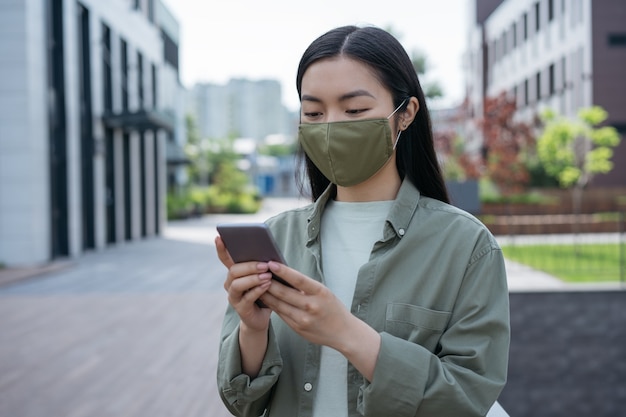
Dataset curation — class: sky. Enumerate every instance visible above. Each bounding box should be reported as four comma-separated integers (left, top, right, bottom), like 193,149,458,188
161,0,470,112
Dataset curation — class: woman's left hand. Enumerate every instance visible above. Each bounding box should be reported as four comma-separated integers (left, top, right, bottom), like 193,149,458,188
260,262,349,348
261,262,381,381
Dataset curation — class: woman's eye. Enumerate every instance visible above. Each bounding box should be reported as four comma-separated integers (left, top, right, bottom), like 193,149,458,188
346,108,368,115
303,112,322,118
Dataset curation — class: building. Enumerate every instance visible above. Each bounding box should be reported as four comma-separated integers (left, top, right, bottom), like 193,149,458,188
190,79,296,141
0,0,185,267
465,0,626,186
187,78,299,198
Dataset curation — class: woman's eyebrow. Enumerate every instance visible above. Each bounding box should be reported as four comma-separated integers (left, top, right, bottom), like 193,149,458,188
301,94,321,103
301,90,376,103
339,89,375,101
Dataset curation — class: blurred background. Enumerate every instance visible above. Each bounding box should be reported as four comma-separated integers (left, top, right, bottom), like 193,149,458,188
0,0,625,416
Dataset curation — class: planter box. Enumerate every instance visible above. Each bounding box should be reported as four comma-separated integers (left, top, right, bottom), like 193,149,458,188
481,187,626,215
482,215,623,235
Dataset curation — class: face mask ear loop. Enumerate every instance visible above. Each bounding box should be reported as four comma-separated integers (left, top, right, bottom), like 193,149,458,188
389,99,407,151
392,130,402,150
387,98,408,120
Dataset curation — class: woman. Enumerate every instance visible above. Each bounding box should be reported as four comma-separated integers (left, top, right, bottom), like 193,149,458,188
216,25,510,417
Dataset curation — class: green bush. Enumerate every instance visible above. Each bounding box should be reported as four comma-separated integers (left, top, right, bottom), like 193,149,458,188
166,192,193,220
166,185,262,219
479,177,557,204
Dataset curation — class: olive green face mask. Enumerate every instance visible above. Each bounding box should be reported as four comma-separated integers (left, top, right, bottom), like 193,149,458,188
298,103,404,187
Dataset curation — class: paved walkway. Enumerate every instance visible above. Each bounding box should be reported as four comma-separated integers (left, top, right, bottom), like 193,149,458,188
0,197,621,417
0,198,311,417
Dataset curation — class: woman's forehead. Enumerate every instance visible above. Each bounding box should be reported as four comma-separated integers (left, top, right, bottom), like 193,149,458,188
301,57,388,100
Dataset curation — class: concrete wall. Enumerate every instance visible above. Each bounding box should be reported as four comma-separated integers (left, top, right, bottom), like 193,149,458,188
500,290,626,416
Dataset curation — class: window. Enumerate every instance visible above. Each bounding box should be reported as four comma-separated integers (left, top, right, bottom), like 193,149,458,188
493,39,498,63
512,22,517,48
102,23,112,112
524,79,529,107
608,33,626,47
151,63,157,108
147,0,154,23
161,29,179,74
536,71,542,102
523,12,528,41
137,51,144,108
561,56,567,91
549,63,555,96
535,2,541,33
548,0,554,22
121,38,128,110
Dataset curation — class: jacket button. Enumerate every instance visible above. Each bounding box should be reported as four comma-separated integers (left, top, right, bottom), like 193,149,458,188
398,228,405,236
304,382,313,392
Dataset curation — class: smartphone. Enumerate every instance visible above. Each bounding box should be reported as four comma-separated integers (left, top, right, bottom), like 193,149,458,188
216,222,294,303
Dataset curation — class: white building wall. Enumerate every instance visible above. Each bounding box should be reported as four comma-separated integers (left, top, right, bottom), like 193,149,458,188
481,0,593,120
76,0,163,245
90,8,106,250
0,0,49,266
0,0,175,266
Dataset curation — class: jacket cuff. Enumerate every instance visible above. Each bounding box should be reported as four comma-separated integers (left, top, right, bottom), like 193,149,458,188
219,323,283,406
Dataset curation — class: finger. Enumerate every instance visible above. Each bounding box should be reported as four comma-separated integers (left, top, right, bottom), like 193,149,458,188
228,271,272,305
230,275,272,307
215,236,235,268
224,261,269,290
267,262,320,294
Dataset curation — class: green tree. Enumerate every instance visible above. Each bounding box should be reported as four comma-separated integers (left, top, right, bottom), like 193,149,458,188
258,143,297,158
410,48,444,100
205,136,239,185
184,114,208,185
213,161,249,196
537,106,621,215
383,26,443,100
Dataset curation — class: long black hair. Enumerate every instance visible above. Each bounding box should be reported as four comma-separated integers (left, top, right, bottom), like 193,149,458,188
295,25,449,204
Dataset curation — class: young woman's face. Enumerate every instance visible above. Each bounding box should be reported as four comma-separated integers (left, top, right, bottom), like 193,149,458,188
300,56,398,128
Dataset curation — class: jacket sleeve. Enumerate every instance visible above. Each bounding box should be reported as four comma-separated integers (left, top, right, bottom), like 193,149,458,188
217,305,283,417
357,245,510,417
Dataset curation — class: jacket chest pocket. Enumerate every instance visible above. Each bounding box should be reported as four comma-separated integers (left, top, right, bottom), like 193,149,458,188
384,303,451,352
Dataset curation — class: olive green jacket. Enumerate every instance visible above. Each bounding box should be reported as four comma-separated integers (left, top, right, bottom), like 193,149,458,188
218,180,510,417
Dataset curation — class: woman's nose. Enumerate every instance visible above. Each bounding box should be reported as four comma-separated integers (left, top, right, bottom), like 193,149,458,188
325,110,344,124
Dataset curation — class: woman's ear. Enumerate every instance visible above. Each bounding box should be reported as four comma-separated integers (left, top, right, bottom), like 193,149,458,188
400,96,420,130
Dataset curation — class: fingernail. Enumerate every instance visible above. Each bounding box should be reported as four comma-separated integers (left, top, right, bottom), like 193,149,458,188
259,272,272,280
268,261,281,271
257,262,268,271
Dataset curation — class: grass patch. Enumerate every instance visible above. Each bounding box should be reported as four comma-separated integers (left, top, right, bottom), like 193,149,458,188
501,243,624,283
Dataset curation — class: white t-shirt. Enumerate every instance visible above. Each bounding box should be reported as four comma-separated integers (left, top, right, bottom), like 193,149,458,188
312,199,393,417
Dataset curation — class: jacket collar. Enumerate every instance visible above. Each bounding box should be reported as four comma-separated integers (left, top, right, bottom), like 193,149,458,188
305,179,421,245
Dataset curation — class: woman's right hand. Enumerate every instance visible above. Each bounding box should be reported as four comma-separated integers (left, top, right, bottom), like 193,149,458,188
215,236,272,331
216,235,272,377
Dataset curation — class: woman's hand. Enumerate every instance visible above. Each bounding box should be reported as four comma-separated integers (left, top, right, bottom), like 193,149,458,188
215,236,272,330
215,236,272,378
262,262,381,381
